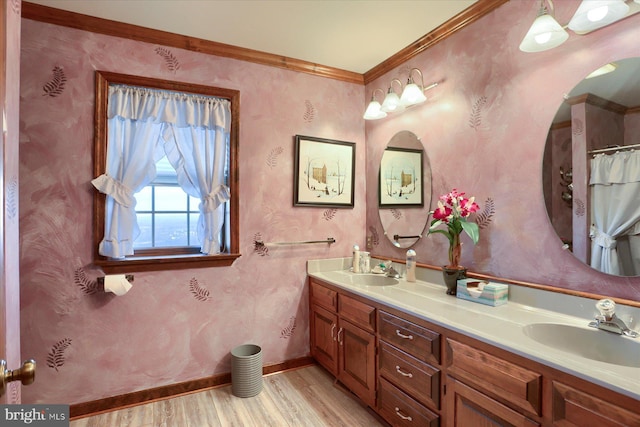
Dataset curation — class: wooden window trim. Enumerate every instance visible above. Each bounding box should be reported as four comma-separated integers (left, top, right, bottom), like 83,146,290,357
93,71,240,273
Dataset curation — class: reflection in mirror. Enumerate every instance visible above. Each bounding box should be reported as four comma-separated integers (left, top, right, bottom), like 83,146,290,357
543,57,640,276
378,131,432,248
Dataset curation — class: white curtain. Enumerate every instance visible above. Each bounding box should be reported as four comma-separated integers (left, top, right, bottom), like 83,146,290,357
589,150,640,275
92,85,231,257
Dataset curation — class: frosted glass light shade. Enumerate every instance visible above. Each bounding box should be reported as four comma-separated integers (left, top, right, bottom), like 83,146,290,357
519,13,569,52
400,84,427,106
381,91,404,113
363,100,387,120
568,0,629,33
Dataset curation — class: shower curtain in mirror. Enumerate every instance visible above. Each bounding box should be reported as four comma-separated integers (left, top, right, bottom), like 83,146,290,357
590,150,640,276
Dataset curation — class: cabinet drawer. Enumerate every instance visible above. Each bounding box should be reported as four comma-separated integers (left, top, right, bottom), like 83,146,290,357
339,294,375,331
379,377,439,427
447,338,541,416
379,342,440,410
552,381,640,427
310,280,337,311
379,311,440,365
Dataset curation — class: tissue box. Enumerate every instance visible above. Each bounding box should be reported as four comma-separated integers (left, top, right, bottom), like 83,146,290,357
456,278,508,306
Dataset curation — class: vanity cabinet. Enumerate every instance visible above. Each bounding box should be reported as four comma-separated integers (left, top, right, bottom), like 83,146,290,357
309,279,376,407
308,276,640,426
377,310,441,426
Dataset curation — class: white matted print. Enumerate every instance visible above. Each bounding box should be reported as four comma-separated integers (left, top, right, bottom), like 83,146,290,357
294,135,355,208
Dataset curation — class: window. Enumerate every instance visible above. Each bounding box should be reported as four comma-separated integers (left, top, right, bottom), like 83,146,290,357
92,71,239,273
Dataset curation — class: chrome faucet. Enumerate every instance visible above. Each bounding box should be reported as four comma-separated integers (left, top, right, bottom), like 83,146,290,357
385,266,401,279
588,299,639,338
381,261,401,278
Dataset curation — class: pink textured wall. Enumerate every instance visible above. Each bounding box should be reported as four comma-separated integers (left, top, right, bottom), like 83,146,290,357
19,20,365,404
365,0,640,301
18,0,640,406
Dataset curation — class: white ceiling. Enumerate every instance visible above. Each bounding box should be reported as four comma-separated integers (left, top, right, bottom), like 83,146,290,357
26,0,477,74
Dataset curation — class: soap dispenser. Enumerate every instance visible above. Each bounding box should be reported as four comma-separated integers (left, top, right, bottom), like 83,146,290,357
352,245,361,273
406,249,416,282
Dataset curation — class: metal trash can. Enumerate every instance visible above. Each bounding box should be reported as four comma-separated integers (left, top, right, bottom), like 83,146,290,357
231,344,263,398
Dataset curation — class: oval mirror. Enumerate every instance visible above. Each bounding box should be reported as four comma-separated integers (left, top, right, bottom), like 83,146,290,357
543,57,640,276
378,130,432,248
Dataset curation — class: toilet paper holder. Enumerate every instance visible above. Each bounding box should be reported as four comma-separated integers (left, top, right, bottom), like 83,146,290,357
96,274,134,287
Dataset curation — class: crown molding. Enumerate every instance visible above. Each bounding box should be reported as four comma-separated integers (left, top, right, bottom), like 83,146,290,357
363,0,509,84
22,1,508,86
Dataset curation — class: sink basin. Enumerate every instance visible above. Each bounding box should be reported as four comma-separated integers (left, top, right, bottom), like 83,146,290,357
321,271,399,287
523,323,640,368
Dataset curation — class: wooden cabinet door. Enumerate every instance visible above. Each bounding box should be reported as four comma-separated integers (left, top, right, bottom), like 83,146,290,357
338,318,376,408
310,304,338,376
445,377,540,427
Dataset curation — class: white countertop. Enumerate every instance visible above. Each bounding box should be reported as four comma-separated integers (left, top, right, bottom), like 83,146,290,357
307,258,640,401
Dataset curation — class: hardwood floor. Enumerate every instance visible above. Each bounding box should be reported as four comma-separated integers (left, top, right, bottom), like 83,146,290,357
70,365,388,427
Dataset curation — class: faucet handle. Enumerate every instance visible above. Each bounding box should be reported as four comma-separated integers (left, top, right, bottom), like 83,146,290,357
596,299,616,321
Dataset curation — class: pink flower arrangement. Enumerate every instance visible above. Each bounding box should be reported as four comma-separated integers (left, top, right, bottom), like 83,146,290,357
428,189,480,269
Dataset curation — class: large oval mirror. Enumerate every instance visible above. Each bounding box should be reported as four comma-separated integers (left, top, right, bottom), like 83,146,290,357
543,57,640,276
378,131,432,248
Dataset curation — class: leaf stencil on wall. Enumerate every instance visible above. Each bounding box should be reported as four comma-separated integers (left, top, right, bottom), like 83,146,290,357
575,198,586,217
323,208,337,221
154,47,181,73
75,267,99,295
280,316,297,339
476,198,495,230
42,66,66,97
189,278,212,301
303,100,316,123
253,232,269,256
6,177,17,221
47,338,72,372
8,382,19,404
266,146,284,168
469,96,487,130
572,118,584,136
10,0,21,15
391,209,402,220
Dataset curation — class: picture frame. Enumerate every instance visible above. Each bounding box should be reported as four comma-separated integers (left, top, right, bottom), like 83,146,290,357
293,135,355,208
379,147,424,207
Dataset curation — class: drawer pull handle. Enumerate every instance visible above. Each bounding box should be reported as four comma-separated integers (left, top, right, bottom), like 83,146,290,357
395,366,413,378
395,330,414,340
337,327,344,345
394,407,413,422
331,324,336,341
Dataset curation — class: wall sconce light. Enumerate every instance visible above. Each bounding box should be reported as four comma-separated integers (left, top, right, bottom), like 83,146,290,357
363,88,387,120
520,0,635,53
364,68,438,120
381,79,405,113
519,0,569,52
568,0,629,33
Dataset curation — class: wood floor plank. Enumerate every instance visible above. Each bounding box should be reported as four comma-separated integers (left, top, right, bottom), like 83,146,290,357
296,365,383,427
70,365,388,427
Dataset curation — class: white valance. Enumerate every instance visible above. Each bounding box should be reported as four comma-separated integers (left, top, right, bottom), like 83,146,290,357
108,85,231,132
590,150,640,185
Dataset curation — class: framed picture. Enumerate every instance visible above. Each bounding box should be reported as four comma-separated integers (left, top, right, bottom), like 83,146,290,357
379,147,424,207
294,135,355,208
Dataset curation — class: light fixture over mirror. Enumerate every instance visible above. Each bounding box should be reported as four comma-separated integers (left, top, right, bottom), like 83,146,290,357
520,0,639,53
568,0,629,33
519,0,568,52
364,68,438,120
